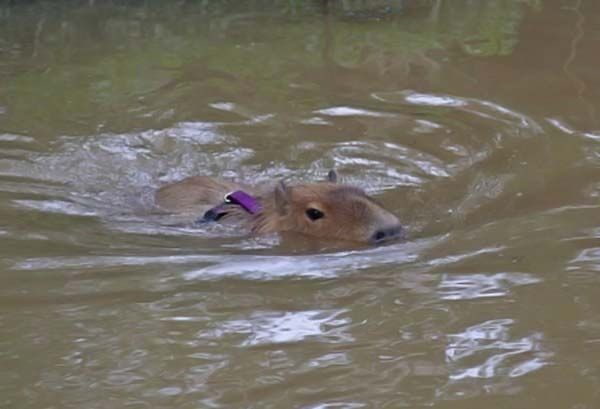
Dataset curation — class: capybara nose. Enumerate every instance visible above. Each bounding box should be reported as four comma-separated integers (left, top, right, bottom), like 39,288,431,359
370,225,405,244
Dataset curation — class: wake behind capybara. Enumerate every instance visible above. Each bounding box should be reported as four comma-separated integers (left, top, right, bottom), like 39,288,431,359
155,170,404,245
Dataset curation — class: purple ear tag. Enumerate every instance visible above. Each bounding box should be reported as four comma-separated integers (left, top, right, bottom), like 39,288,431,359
196,190,262,225
225,191,262,214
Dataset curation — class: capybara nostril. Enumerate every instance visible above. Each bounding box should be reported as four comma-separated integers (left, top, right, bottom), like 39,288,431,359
374,230,386,242
370,225,405,244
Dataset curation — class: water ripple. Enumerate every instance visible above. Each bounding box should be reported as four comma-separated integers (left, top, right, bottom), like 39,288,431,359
182,241,425,279
445,319,550,380
436,318,553,398
199,309,353,346
547,118,600,142
438,273,540,300
12,238,428,279
0,133,35,143
315,106,395,118
373,90,543,133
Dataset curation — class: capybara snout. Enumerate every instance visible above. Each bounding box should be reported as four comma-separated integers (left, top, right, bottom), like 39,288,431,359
370,225,405,245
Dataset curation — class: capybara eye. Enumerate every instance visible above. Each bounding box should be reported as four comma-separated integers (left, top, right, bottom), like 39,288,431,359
306,208,324,221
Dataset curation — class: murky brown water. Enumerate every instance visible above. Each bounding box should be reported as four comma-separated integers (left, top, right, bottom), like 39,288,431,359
1,1,600,408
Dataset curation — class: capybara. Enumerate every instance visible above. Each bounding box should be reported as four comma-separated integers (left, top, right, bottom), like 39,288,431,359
155,170,404,244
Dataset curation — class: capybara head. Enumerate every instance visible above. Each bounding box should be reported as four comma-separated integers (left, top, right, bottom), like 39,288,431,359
255,171,404,244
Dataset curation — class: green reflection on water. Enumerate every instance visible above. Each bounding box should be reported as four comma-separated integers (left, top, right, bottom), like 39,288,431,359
0,0,539,136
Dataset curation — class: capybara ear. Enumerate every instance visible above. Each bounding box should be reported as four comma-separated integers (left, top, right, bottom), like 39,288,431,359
327,169,338,183
274,180,290,215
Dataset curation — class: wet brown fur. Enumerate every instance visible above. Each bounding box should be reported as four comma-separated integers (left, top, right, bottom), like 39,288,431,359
155,172,402,244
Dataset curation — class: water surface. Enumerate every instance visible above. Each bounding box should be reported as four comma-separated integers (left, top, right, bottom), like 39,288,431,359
1,1,600,408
